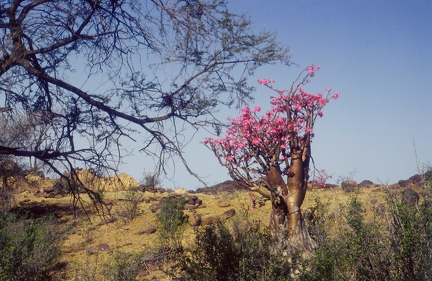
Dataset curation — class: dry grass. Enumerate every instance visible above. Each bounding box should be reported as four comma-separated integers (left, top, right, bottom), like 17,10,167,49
7,182,407,280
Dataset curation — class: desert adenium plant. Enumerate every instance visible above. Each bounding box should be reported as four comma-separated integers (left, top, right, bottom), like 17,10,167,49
204,65,339,251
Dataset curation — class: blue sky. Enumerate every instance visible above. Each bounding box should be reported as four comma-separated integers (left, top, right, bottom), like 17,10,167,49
123,0,432,188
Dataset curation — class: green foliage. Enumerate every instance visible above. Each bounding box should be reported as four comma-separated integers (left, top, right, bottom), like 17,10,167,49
303,186,432,281
51,173,82,195
140,170,162,188
118,190,143,221
0,158,25,188
339,197,391,280
73,252,100,281
51,177,71,194
74,248,147,281
0,211,66,281
386,186,432,280
181,218,294,281
424,168,432,182
101,250,146,281
156,196,188,252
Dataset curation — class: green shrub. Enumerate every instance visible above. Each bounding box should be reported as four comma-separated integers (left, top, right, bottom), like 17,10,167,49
73,251,100,281
304,188,432,281
424,169,432,182
181,218,295,281
340,197,392,280
101,250,146,281
386,187,432,280
117,190,143,221
0,211,66,281
140,170,162,188
156,196,187,252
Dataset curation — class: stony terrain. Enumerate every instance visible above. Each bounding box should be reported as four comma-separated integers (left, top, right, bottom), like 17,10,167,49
3,172,429,280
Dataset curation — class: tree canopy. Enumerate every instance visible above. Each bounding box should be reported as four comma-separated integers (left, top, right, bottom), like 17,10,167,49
204,66,339,250
0,0,290,199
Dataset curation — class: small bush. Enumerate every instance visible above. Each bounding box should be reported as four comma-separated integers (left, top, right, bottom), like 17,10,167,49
0,211,66,281
424,169,432,182
117,190,143,221
73,252,100,281
304,187,432,281
140,170,162,188
0,188,16,210
51,175,82,195
386,186,432,280
0,158,25,188
156,196,187,252
101,250,146,281
181,218,295,281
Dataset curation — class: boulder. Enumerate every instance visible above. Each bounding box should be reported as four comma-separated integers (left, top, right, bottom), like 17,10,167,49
149,202,162,213
188,195,202,205
102,199,114,206
401,188,419,206
398,180,412,188
196,180,248,194
219,208,236,220
358,180,374,188
388,183,401,190
188,214,201,227
374,203,386,215
201,216,218,226
34,190,44,198
97,243,110,251
308,182,322,189
174,188,187,194
43,186,55,193
137,270,149,277
183,203,198,210
341,180,358,192
409,174,422,183
324,183,338,189
217,199,231,208
45,192,55,198
135,227,157,235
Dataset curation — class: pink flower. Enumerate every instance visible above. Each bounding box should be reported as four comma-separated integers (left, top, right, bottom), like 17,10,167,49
203,65,339,181
203,137,212,144
306,65,315,77
241,107,250,113
293,104,302,111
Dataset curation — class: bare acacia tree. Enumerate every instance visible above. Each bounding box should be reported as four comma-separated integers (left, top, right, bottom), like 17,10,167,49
0,110,52,171
0,0,290,205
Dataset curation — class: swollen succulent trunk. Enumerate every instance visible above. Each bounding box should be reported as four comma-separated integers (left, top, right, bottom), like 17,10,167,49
267,166,288,231
286,150,316,252
265,151,315,252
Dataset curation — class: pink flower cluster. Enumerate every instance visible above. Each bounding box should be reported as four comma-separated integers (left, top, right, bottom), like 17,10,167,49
257,79,275,85
306,64,320,77
204,65,339,181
